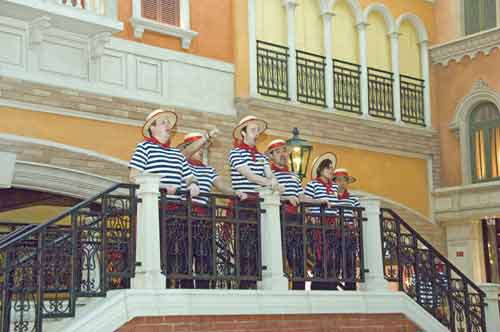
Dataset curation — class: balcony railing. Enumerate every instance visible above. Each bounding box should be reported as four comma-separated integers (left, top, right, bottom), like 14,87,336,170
333,59,362,114
296,50,326,107
281,204,365,288
59,0,107,16
368,67,394,120
0,183,137,332
400,74,425,127
256,41,289,100
380,209,486,332
159,192,262,289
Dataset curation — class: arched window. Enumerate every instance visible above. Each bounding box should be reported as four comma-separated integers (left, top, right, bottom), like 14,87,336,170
470,102,500,182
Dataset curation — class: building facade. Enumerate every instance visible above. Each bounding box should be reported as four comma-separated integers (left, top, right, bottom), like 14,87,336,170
0,0,499,327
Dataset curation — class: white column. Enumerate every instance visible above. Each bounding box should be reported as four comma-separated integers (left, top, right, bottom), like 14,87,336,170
322,11,334,109
419,40,431,128
478,283,500,332
390,32,401,123
257,187,288,290
131,173,165,289
283,0,298,102
104,0,118,19
359,198,389,291
357,22,369,118
180,0,190,29
248,0,258,97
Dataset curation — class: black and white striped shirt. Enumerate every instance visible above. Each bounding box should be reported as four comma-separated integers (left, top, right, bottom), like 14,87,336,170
129,141,192,187
336,194,361,218
229,148,269,193
189,163,218,205
304,179,339,215
273,170,303,198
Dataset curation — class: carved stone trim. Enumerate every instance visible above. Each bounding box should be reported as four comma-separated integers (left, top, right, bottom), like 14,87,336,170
90,32,112,60
29,16,51,50
430,27,500,66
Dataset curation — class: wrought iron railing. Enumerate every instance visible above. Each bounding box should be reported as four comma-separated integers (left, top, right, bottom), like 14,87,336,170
333,59,362,114
296,50,326,107
281,203,365,288
380,208,486,332
0,183,137,332
159,192,262,289
256,40,289,100
368,67,394,120
400,74,425,127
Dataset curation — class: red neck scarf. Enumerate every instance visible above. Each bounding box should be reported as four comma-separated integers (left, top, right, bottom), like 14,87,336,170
234,141,259,161
270,161,289,172
188,159,205,167
145,136,170,149
338,189,350,199
316,176,334,194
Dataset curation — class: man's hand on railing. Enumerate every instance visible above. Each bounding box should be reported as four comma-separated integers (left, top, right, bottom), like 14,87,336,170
270,178,285,193
287,196,299,206
319,198,332,208
235,191,248,200
160,184,178,195
188,183,200,197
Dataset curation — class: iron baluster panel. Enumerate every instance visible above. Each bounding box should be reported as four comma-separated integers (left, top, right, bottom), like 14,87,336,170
296,50,326,107
159,192,262,289
368,67,394,120
256,40,289,100
380,208,487,332
332,59,362,114
0,184,138,332
281,203,365,286
400,74,425,126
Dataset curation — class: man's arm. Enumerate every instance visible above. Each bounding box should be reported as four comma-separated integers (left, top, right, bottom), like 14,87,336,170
129,168,140,183
237,165,272,186
213,177,248,199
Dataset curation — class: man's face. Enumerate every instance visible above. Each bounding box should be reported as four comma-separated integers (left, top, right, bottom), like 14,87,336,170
192,147,203,161
321,163,334,180
270,146,288,166
150,117,172,141
335,176,349,189
242,122,260,146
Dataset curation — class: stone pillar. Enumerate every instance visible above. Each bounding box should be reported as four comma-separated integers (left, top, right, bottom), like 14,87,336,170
419,40,431,128
322,11,334,109
389,32,401,123
356,22,369,118
257,187,288,290
283,0,298,102
359,198,389,291
131,173,165,289
478,283,500,332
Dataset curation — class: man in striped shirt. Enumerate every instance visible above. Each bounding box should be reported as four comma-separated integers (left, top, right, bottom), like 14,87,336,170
176,131,247,289
228,116,281,289
332,168,360,290
129,109,199,197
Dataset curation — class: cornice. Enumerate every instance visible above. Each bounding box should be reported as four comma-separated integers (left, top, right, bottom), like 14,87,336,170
430,27,500,66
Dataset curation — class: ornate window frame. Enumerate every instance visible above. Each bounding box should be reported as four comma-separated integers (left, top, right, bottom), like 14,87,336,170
130,0,198,49
450,80,500,184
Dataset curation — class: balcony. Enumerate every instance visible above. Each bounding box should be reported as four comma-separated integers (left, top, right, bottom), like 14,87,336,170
0,0,123,36
255,40,427,127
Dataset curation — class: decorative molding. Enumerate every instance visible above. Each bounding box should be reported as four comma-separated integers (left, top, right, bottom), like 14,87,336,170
13,161,119,199
129,17,198,49
130,0,197,49
90,32,112,60
430,27,500,66
449,80,500,184
48,289,448,332
28,16,51,49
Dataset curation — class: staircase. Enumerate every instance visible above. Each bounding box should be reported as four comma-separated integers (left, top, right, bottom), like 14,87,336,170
380,208,487,332
0,183,138,332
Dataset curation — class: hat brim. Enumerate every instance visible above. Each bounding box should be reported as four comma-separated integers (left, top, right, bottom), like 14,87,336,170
333,175,357,184
233,118,267,140
177,138,206,151
266,144,289,155
142,110,177,138
310,152,337,179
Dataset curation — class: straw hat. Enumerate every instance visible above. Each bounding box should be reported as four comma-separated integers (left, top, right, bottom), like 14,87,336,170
177,132,204,150
333,168,357,184
266,139,288,154
142,109,177,138
232,116,267,140
310,152,337,179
